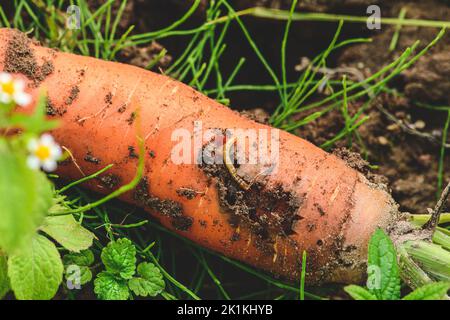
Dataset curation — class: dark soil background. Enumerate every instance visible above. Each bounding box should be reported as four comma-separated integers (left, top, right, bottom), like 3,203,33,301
102,0,450,214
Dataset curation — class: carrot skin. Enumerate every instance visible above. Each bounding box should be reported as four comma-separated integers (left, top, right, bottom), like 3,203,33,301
0,28,398,284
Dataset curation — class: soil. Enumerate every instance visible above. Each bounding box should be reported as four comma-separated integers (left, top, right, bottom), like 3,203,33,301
65,86,80,105
4,29,54,86
133,177,193,231
98,173,121,190
84,151,101,165
200,139,303,256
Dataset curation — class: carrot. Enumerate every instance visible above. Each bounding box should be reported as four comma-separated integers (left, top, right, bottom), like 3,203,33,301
0,28,399,285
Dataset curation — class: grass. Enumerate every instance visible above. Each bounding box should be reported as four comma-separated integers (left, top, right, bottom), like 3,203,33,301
1,0,449,300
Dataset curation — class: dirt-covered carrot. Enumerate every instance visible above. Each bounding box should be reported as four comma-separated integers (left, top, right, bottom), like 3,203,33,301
0,28,400,285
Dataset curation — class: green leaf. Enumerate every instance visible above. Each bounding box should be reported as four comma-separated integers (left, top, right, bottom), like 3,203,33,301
128,262,165,297
7,234,63,300
367,229,401,300
40,214,95,252
344,285,378,300
101,238,136,280
94,272,129,300
0,140,52,253
63,250,95,286
403,282,450,300
0,252,9,299
63,250,94,267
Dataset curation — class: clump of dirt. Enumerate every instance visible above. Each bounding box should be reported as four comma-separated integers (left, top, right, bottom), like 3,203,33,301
133,178,193,231
117,104,127,113
199,140,302,255
65,86,80,105
104,92,113,105
240,108,270,124
84,151,101,165
117,42,172,70
332,147,388,186
46,98,67,117
176,188,198,200
4,29,54,86
98,173,121,190
127,112,137,125
127,146,139,159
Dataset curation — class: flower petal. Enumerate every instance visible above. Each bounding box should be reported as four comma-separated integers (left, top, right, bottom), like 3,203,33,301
0,93,11,104
40,133,55,145
13,92,31,107
50,145,62,159
27,156,41,170
0,72,11,83
13,79,25,91
42,160,57,172
27,138,39,152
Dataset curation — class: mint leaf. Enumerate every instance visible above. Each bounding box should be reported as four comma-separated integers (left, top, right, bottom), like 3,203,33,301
94,272,129,300
0,141,52,253
344,285,377,300
129,262,165,297
403,282,450,300
63,250,94,267
40,214,95,252
101,238,136,279
7,234,63,300
367,229,401,300
0,252,9,299
63,250,95,286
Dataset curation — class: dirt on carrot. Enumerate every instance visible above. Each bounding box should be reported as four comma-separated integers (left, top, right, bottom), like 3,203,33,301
65,86,80,105
133,177,193,231
4,30,54,86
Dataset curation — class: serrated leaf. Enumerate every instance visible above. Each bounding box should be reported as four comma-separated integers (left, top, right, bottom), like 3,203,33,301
101,238,136,280
129,262,165,297
344,285,378,300
367,229,401,300
0,252,9,299
7,234,63,300
63,250,94,267
403,282,450,300
0,140,52,254
94,271,129,300
40,214,95,252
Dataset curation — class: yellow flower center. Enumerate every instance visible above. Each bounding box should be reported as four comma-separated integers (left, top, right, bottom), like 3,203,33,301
35,145,51,161
1,81,15,95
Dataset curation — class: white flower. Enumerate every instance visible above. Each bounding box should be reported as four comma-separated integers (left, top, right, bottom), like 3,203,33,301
0,72,31,107
27,134,62,172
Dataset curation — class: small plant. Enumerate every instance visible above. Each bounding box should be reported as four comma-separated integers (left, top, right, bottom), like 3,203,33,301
0,73,96,300
94,238,165,300
345,229,450,300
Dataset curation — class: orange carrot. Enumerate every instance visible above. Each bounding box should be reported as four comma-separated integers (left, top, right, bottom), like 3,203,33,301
0,28,399,285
